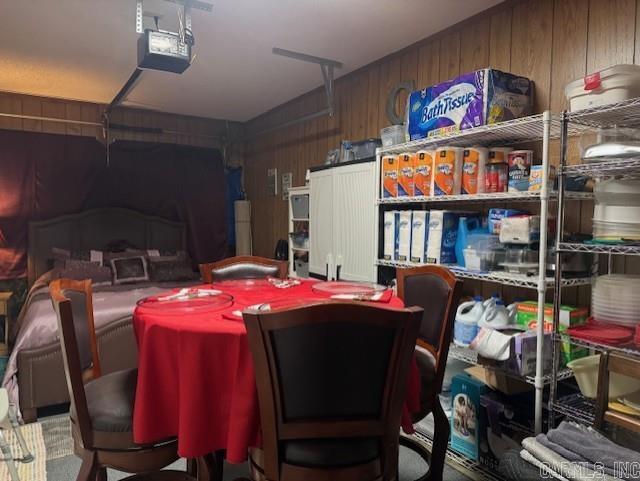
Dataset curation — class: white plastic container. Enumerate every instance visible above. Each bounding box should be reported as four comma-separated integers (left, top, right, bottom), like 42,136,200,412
565,64,640,111
567,354,640,399
381,125,406,147
454,297,484,347
478,300,511,329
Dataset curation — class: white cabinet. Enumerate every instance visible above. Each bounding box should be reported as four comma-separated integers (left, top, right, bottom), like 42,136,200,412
309,161,377,282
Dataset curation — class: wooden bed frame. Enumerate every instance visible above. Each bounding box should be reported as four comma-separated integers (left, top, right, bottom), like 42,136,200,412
19,208,187,422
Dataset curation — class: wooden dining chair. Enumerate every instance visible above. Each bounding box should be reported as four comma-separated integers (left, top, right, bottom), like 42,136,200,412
49,279,195,481
241,302,422,481
199,255,288,283
595,352,640,433
395,265,463,481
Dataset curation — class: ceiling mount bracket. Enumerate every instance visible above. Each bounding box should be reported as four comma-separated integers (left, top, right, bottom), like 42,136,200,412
272,48,342,117
136,0,144,34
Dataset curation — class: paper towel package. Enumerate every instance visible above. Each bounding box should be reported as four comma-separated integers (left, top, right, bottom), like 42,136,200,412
406,69,533,140
410,211,429,263
396,211,412,262
381,155,399,198
414,150,433,196
397,153,415,197
383,211,397,260
426,210,461,264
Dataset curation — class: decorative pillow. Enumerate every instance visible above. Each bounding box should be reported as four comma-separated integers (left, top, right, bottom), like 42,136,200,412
147,255,198,282
110,256,149,285
103,249,147,263
53,260,113,286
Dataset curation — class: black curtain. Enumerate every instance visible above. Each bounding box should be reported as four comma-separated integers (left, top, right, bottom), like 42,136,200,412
0,129,227,280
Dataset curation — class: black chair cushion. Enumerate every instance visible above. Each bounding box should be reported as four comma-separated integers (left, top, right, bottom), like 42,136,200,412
211,262,279,282
415,345,437,421
84,368,137,432
282,437,380,468
402,274,450,348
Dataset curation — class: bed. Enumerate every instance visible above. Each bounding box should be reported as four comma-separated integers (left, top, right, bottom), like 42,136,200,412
6,208,193,422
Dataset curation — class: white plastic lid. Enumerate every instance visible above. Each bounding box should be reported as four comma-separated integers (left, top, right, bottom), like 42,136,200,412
565,64,640,94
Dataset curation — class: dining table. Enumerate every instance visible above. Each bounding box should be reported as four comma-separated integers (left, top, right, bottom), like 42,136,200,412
131,277,421,466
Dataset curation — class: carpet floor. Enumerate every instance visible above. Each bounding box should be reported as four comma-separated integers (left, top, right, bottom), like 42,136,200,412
46,445,472,481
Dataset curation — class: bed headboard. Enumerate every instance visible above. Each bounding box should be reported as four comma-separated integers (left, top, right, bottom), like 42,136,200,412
27,208,187,287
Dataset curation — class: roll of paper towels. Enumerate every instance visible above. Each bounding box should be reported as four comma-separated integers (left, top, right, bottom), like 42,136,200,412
235,200,252,255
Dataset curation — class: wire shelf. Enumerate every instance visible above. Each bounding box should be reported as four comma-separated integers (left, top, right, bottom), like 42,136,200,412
562,158,640,178
409,430,505,481
566,97,640,129
449,344,573,386
558,242,640,255
551,393,596,425
377,191,593,205
377,113,563,155
555,333,640,359
377,260,592,289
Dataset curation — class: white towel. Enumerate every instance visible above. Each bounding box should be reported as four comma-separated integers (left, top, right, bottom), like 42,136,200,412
520,449,570,481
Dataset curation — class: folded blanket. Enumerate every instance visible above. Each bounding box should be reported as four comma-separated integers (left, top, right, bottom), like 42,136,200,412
521,449,570,481
547,421,640,479
500,448,549,481
537,433,618,478
522,437,617,481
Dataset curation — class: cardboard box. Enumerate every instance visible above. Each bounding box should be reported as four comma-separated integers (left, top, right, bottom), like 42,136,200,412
426,210,461,264
383,211,397,261
406,69,533,140
465,366,532,396
516,301,589,365
451,373,488,461
396,211,412,262
410,211,429,263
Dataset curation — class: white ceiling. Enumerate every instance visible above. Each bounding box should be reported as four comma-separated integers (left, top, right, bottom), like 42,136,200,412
0,0,501,122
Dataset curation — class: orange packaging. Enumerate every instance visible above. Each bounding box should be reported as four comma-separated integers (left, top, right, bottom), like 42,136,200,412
462,147,488,195
414,150,433,196
381,155,399,198
397,153,415,197
433,147,463,196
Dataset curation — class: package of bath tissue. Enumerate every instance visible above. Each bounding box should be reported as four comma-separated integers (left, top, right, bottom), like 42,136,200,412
396,211,412,262
383,211,398,260
426,210,461,264
410,211,429,263
406,69,533,140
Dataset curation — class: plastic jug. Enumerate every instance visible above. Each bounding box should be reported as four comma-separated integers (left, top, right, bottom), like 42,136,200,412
455,216,486,267
454,296,484,347
482,293,501,310
478,300,511,329
507,300,520,324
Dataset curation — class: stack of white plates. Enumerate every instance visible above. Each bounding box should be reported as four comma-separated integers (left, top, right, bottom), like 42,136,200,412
592,275,640,327
593,180,640,240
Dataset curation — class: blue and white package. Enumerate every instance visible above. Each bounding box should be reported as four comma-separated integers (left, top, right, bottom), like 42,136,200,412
410,211,429,263
426,210,462,265
406,69,533,140
396,211,412,262
383,211,398,261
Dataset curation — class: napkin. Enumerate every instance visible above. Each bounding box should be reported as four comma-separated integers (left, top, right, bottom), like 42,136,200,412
330,289,392,303
158,288,222,302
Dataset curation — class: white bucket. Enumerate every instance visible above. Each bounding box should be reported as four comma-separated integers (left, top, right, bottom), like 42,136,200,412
565,64,640,111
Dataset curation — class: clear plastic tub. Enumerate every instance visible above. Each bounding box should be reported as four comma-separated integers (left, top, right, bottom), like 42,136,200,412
381,125,406,147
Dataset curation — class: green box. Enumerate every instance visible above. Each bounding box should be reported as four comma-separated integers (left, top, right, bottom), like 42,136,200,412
515,301,589,365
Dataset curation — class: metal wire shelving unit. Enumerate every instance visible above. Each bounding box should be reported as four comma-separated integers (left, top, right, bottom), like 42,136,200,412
377,259,591,290
549,97,640,428
373,111,596,437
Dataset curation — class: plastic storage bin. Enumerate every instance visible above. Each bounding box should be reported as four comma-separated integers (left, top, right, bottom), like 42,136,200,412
565,64,640,111
381,125,406,147
294,259,309,278
291,194,309,219
289,232,309,249
567,354,640,399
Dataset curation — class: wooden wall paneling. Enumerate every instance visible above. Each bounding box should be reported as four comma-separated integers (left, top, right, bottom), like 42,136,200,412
588,0,636,72
0,94,22,130
350,70,369,141
315,91,330,164
417,40,440,89
21,96,43,132
365,64,381,138
460,16,490,73
377,56,402,130
438,31,461,81
338,75,352,141
398,48,419,120
41,100,67,135
510,0,554,112
80,103,101,138
550,0,588,112
489,7,512,71
64,102,82,136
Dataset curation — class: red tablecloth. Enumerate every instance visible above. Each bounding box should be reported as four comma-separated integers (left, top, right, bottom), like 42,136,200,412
132,279,420,462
